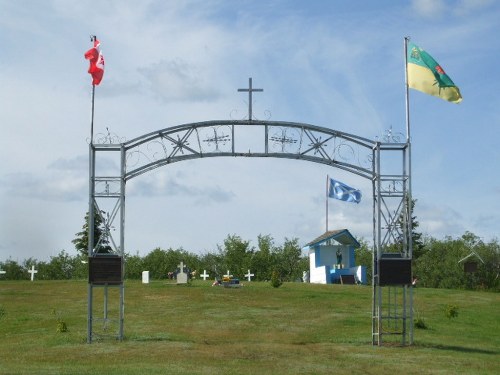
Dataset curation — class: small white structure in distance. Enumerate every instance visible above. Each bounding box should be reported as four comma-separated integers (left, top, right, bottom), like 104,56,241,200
142,271,150,284
306,229,366,285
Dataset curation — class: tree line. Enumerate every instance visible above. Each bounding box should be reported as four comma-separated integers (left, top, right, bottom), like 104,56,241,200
1,208,498,291
0,231,498,291
0,234,307,283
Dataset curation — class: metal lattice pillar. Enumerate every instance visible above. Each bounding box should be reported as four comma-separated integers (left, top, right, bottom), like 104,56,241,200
372,140,413,346
87,139,126,343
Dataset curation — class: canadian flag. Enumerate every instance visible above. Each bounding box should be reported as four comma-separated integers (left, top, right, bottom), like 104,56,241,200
84,37,105,85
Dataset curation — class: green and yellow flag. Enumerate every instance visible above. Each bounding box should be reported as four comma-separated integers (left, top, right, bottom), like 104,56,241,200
407,42,462,103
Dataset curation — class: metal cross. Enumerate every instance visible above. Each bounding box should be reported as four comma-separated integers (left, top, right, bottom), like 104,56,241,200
238,77,263,120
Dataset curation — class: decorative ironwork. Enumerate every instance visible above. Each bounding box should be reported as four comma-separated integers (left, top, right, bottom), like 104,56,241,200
95,178,121,196
377,126,405,143
93,127,126,145
203,126,231,152
270,127,298,152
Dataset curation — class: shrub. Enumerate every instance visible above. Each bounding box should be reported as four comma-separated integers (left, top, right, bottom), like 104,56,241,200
414,317,427,329
52,309,68,333
270,270,282,288
445,304,459,319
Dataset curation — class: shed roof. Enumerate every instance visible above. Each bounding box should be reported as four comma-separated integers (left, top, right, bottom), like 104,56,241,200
305,229,360,248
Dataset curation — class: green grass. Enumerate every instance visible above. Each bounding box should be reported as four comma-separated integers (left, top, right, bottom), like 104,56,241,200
0,280,498,374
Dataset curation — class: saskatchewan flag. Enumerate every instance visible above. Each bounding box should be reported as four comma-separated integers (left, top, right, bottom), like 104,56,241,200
407,42,462,103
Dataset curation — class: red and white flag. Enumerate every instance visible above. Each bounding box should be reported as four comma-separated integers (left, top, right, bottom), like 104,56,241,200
84,37,105,85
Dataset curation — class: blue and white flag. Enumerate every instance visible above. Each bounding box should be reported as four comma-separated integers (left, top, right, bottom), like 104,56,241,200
328,178,362,204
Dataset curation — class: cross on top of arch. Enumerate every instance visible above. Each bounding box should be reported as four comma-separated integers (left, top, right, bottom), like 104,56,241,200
237,77,263,120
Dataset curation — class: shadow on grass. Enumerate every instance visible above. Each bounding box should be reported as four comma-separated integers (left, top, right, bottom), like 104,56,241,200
417,343,499,355
126,334,196,343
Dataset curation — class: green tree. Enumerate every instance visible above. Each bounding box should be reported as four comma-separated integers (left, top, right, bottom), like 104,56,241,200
250,234,276,281
42,250,75,280
218,235,253,279
142,247,199,280
355,238,373,284
199,252,223,280
0,259,25,280
273,237,303,282
414,236,468,289
124,252,144,279
72,211,112,256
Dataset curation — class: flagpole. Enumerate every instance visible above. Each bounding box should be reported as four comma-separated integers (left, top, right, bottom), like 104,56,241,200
404,36,413,256
404,37,411,142
326,175,329,232
87,36,97,343
405,36,414,345
90,84,95,144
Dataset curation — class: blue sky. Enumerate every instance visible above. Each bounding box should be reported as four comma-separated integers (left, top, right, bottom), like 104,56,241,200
1,0,499,262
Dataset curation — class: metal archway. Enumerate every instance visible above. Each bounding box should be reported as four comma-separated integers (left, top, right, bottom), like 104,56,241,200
87,119,412,345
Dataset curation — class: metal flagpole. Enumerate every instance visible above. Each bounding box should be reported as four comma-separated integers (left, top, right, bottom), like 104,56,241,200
87,35,97,343
326,175,329,232
404,36,414,345
404,36,411,143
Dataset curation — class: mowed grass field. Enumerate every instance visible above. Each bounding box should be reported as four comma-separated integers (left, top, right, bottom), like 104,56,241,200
0,280,498,374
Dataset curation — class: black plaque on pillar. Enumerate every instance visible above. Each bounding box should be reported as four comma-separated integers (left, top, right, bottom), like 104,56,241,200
89,256,123,285
379,258,412,286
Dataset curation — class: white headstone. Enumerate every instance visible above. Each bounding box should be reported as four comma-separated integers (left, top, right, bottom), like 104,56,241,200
223,270,233,278
176,261,188,284
28,265,38,281
244,269,254,281
201,269,210,281
142,271,150,284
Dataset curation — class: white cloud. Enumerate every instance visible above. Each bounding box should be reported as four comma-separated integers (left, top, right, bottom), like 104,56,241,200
412,0,447,18
138,59,222,102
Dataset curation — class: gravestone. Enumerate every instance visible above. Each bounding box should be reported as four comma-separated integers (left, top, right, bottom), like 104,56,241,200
176,261,188,284
142,271,150,284
28,265,38,281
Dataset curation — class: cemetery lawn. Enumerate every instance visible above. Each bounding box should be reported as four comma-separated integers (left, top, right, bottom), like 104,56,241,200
0,280,498,375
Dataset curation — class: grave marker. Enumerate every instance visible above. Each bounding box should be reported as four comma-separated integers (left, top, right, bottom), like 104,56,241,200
142,271,150,284
244,269,254,281
201,270,210,281
176,261,188,284
223,270,233,278
28,265,38,281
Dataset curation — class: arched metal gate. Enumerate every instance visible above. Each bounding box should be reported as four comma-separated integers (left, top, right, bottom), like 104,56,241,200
87,119,413,345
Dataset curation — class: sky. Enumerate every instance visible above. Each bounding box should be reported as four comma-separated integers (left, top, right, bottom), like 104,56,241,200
1,0,499,262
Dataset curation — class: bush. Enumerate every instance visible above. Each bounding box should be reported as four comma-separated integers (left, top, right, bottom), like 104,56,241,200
52,309,68,333
270,270,282,288
445,304,459,319
414,317,427,329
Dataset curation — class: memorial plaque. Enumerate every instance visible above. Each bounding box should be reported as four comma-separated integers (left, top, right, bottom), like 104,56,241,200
379,258,412,286
89,256,123,285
